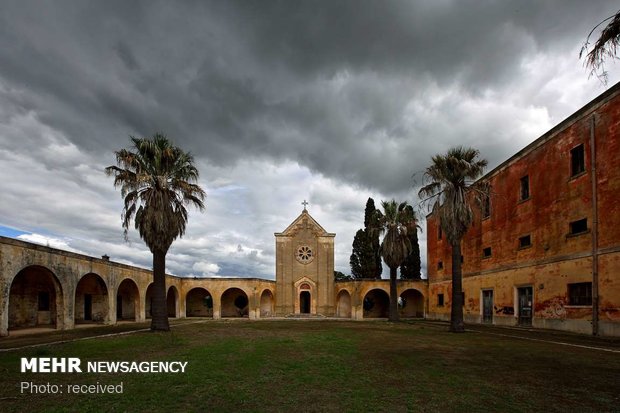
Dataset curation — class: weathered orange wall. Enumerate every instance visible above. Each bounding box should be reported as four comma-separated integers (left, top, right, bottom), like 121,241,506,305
426,82,620,336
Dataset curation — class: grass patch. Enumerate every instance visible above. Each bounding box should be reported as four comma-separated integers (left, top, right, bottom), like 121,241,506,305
1,320,619,412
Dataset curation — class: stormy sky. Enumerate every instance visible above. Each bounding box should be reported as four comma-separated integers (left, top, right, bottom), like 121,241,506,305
1,1,619,279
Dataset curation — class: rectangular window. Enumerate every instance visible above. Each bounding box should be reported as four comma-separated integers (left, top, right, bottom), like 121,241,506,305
482,193,491,218
519,235,532,249
569,218,588,235
520,175,530,201
482,247,492,258
570,144,585,176
437,261,443,270
438,294,444,307
568,282,592,306
38,292,50,311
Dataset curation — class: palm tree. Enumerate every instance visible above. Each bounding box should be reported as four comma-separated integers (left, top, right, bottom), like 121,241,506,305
581,9,620,83
419,146,487,332
106,134,205,331
375,200,416,322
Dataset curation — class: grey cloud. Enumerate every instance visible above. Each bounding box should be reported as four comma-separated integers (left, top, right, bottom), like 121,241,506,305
1,1,620,279
2,0,618,195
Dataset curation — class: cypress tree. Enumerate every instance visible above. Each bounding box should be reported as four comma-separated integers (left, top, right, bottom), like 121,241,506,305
350,198,383,279
364,198,382,278
350,229,375,278
400,205,421,279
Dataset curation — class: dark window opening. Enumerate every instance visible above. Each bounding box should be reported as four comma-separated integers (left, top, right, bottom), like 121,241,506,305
520,175,530,201
482,247,492,258
519,235,532,248
438,294,444,307
568,282,592,306
38,291,50,311
84,294,92,321
437,261,443,270
570,144,585,176
461,255,464,264
482,193,491,218
569,218,588,235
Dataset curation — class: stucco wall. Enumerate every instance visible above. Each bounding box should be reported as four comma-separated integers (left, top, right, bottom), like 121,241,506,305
426,82,620,336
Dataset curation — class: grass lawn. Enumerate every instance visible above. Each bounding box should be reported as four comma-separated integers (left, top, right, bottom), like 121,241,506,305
0,320,619,412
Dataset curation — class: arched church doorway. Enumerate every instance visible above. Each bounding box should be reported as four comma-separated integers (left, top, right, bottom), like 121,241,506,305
75,273,108,324
300,291,311,314
185,288,213,317
260,289,274,317
116,279,139,321
363,289,389,318
221,288,249,317
336,290,351,318
167,286,178,318
399,289,424,318
9,265,64,331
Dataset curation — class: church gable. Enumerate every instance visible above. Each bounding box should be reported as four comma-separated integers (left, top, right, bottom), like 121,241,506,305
275,210,333,238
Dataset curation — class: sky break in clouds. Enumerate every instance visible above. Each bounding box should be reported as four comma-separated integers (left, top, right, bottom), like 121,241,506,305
1,0,620,279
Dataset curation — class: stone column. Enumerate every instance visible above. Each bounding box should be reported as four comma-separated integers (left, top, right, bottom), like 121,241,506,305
0,280,8,336
212,294,221,319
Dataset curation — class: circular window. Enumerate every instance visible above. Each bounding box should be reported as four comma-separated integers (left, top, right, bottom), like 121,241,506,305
296,245,314,264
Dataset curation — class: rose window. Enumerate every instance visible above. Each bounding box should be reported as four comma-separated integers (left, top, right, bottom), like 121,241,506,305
296,245,314,264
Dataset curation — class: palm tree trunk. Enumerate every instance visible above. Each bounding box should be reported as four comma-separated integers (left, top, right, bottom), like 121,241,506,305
389,266,400,322
151,248,170,331
450,239,465,332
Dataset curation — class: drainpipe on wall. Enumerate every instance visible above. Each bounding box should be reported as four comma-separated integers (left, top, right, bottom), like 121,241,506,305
590,115,599,336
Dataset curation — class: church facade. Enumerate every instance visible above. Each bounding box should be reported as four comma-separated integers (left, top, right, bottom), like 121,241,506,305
0,208,427,336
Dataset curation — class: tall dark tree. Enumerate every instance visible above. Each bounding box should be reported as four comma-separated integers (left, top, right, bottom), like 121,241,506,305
419,146,487,332
399,205,421,280
350,198,383,279
106,134,205,331
581,9,620,83
375,200,415,322
350,229,376,279
364,198,383,278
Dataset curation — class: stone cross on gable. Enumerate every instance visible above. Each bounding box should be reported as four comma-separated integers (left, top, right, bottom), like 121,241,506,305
302,200,309,211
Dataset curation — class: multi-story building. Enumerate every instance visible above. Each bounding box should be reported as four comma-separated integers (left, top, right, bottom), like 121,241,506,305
426,82,620,336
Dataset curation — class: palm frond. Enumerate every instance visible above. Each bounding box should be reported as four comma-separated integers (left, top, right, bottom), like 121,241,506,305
419,146,487,244
106,133,206,253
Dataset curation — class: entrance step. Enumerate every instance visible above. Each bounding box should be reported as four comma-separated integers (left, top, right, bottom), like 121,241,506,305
284,313,327,319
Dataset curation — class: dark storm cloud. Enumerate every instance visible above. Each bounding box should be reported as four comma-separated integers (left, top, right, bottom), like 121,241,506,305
1,0,617,195
1,1,619,277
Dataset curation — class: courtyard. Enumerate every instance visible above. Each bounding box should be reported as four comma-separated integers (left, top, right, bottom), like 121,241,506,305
0,320,618,412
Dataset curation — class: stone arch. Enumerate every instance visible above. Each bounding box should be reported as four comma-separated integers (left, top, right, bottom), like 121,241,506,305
185,287,213,317
363,288,389,318
8,265,64,330
399,289,425,318
336,289,352,318
145,283,155,319
116,278,139,321
259,289,275,317
221,288,249,318
74,273,108,324
167,286,179,318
